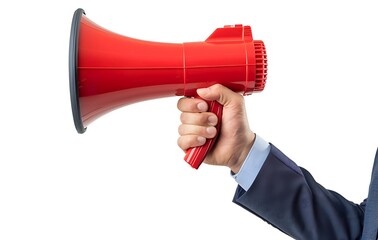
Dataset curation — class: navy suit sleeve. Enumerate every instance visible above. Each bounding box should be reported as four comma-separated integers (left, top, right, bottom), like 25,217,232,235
233,144,365,240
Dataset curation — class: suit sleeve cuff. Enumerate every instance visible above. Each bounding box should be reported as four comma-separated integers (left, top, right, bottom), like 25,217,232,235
231,134,271,191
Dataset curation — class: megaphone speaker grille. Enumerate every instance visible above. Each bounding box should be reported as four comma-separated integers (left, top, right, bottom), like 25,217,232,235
253,40,268,91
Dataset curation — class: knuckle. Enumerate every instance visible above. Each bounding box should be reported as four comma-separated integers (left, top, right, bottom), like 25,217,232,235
180,113,186,123
177,97,185,110
178,136,194,150
178,124,185,135
177,137,187,150
212,83,222,89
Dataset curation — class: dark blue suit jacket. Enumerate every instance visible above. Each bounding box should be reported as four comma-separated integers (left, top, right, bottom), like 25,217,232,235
233,144,378,240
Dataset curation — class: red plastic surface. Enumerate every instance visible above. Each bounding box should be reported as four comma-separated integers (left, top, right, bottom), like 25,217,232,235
75,15,267,169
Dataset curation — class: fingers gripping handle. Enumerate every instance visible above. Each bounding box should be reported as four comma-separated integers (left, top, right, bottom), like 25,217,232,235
184,100,223,169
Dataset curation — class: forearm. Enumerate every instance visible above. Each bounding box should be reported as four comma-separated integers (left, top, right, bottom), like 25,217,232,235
233,144,365,240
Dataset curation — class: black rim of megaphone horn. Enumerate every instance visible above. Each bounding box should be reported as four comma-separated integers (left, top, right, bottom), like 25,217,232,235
69,8,86,133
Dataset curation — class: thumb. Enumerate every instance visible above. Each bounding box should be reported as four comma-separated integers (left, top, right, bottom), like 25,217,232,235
196,84,241,106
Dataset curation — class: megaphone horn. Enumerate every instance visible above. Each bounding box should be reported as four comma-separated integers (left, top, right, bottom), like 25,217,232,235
69,8,267,169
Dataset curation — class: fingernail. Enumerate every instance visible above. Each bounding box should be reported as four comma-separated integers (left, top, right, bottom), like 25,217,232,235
197,102,207,112
197,136,206,145
206,127,216,135
197,88,210,96
208,116,217,126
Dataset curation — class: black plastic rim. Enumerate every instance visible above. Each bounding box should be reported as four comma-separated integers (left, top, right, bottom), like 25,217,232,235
69,8,86,133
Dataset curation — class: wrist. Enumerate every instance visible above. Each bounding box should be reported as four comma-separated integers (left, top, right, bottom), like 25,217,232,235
228,131,256,173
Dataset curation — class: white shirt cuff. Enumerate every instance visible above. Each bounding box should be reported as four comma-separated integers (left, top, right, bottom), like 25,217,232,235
232,135,270,191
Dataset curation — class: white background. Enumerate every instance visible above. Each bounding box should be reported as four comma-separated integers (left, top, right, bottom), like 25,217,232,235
1,0,377,239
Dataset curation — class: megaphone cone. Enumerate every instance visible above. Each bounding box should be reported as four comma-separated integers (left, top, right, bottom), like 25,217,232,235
69,8,267,169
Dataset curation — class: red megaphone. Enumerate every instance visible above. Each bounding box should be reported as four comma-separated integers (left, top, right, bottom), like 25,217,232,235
69,8,267,169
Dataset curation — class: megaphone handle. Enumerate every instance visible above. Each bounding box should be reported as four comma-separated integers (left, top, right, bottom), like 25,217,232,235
184,100,223,169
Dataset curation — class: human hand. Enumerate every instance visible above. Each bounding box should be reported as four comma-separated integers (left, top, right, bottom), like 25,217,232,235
177,84,255,173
